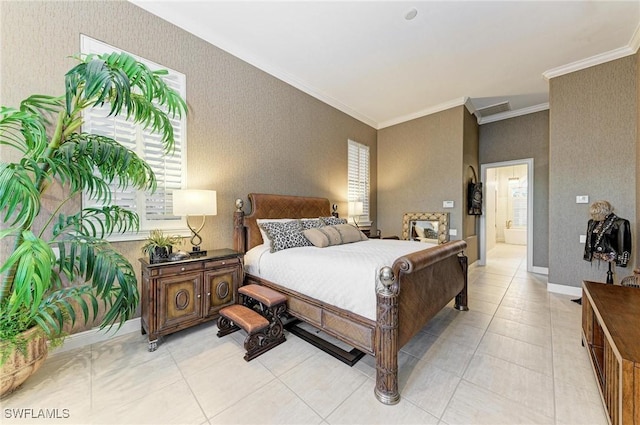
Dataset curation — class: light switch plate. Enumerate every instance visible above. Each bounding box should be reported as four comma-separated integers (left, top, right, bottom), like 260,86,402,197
576,195,589,204
443,200,454,208
580,234,586,243
449,229,457,236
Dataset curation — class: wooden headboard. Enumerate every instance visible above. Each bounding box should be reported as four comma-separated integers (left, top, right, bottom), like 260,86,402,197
234,193,331,253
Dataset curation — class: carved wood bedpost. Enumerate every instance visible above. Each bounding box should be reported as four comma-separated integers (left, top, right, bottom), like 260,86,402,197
234,199,246,254
374,266,400,405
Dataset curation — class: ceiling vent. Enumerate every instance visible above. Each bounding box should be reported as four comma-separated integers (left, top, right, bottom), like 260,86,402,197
475,101,511,118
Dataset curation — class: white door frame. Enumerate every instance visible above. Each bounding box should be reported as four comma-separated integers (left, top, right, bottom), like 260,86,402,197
479,158,534,272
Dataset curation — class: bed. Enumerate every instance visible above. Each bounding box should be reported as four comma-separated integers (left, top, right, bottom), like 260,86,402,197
233,193,469,404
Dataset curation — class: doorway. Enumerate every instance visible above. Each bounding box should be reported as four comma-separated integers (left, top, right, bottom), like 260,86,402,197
479,159,534,272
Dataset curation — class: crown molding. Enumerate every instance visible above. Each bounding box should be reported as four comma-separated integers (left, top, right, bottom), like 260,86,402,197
630,22,640,53
479,103,549,125
378,97,469,129
543,23,640,80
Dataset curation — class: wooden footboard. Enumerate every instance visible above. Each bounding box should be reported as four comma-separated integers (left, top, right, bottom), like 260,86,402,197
233,194,468,405
375,239,468,404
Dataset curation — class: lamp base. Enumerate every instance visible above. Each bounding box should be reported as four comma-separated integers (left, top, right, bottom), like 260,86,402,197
189,247,208,258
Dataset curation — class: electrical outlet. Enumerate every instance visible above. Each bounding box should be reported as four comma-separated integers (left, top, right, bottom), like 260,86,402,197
449,229,457,236
443,200,454,208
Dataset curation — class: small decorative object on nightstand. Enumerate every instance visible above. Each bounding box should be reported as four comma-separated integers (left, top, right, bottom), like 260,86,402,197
139,249,242,351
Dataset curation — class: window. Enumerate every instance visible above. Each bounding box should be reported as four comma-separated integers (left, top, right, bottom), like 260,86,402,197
347,139,370,224
509,181,528,227
81,36,187,241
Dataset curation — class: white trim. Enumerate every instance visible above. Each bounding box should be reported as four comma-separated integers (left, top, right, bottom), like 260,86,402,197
547,282,582,297
543,45,637,80
50,318,141,356
531,266,549,275
378,97,469,129
630,23,640,54
479,159,534,274
478,103,549,125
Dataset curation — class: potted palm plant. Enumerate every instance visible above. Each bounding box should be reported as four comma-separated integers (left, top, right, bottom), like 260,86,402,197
0,52,187,396
141,229,183,263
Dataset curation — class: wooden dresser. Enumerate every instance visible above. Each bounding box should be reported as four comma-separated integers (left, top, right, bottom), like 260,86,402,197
582,281,640,425
140,249,242,351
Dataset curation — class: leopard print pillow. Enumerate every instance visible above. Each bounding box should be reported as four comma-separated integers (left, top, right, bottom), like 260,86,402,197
259,220,311,252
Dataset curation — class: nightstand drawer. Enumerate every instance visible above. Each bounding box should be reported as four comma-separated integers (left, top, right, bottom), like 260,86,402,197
205,257,241,269
154,262,203,276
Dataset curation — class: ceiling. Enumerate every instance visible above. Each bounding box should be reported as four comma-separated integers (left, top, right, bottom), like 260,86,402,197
131,1,640,129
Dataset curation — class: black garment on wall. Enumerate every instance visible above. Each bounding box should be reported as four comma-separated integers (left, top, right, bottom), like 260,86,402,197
467,166,482,215
583,213,631,267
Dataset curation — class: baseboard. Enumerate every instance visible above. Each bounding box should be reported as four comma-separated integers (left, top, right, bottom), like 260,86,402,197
531,266,549,275
51,317,141,356
547,282,582,297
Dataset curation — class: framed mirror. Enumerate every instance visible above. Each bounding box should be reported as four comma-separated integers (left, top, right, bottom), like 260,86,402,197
402,212,449,244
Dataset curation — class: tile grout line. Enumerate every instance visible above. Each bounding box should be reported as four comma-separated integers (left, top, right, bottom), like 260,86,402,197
438,252,517,422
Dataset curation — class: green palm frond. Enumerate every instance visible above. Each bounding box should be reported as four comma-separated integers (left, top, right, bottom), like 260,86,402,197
65,52,186,153
0,162,41,228
0,107,48,156
56,237,139,328
54,132,156,203
32,285,97,338
20,94,65,126
52,206,140,240
0,231,53,318
127,93,177,150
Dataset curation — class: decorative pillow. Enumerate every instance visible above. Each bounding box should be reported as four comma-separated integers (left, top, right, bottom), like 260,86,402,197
320,216,347,226
256,218,293,245
301,218,324,230
303,224,368,248
259,220,311,252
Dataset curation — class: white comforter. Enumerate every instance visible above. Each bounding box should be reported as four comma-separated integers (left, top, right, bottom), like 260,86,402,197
244,239,436,320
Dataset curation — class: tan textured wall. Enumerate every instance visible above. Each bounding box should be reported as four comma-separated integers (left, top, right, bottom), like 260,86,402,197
549,55,637,287
462,108,480,263
378,106,464,239
637,51,640,268
0,1,376,329
480,111,550,268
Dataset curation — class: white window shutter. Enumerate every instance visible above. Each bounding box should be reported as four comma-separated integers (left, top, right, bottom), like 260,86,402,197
81,36,187,240
348,139,370,222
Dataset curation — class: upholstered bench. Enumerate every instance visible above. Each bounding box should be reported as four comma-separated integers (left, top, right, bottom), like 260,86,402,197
217,284,287,361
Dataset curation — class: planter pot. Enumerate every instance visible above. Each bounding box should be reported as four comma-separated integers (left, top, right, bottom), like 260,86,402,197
1,327,48,398
150,246,173,263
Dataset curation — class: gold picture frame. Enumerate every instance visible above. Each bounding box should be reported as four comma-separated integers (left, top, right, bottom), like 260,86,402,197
402,212,449,244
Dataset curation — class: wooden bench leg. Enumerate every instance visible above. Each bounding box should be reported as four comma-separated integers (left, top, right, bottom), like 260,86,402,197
242,303,287,361
217,315,240,337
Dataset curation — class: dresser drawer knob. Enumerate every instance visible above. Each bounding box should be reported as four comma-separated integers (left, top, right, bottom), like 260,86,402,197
180,267,185,271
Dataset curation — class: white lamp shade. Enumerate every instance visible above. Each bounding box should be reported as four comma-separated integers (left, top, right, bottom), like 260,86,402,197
348,201,364,216
173,190,217,216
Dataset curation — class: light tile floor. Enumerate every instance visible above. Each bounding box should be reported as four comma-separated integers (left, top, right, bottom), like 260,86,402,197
3,244,608,425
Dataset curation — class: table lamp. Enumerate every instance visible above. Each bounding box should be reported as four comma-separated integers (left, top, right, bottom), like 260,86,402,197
173,189,217,257
348,201,364,228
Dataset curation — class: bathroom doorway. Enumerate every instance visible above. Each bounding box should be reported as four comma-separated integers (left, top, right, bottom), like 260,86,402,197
479,159,534,272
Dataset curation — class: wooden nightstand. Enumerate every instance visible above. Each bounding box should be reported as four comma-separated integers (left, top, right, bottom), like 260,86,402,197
139,249,243,351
